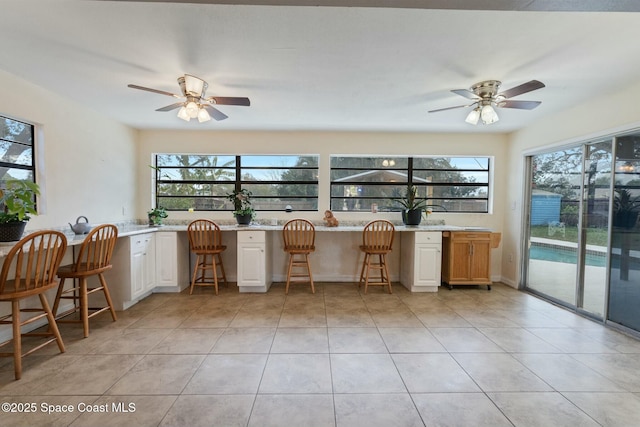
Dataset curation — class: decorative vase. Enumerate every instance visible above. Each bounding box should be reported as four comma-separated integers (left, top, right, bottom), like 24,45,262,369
235,213,252,225
0,221,27,242
402,209,422,226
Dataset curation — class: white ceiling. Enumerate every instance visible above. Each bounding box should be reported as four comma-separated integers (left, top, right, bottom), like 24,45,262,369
3,1,640,132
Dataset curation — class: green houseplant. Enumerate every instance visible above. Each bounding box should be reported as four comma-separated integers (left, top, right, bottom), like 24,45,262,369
394,185,443,226
147,206,168,226
0,179,40,241
227,188,255,225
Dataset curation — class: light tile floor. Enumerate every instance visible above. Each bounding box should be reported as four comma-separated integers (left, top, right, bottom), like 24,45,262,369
2,282,640,426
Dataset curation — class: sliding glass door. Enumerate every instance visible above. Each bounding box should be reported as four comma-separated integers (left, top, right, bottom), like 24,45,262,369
608,134,640,330
524,141,611,318
525,147,582,305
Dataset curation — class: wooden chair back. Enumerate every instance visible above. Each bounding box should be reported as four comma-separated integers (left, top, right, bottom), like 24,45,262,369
362,220,395,252
188,220,223,252
283,219,315,252
0,230,67,297
71,224,118,273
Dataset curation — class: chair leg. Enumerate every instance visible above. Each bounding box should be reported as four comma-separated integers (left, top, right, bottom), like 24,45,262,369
52,277,66,318
359,253,369,287
189,254,200,295
364,254,372,294
98,273,117,321
39,294,65,353
211,254,219,295
306,253,315,294
382,254,392,294
12,300,21,380
217,253,227,286
285,253,294,294
80,278,90,338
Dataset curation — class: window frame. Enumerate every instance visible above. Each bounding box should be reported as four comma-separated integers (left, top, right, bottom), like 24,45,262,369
154,154,319,212
330,155,491,213
0,114,36,185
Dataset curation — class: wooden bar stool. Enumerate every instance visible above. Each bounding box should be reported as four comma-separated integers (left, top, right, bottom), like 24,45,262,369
0,231,67,380
52,224,118,338
282,219,316,294
359,219,395,294
187,219,227,295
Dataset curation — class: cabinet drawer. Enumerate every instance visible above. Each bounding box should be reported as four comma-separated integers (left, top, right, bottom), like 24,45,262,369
415,232,442,244
449,231,490,241
130,233,153,251
237,230,265,243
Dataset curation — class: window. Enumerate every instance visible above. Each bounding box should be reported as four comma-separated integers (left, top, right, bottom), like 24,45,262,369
0,115,35,186
155,154,318,211
330,155,490,213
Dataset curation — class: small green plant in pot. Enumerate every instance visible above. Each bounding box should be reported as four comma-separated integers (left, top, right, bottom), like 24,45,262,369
227,188,255,225
0,179,40,241
394,185,443,226
148,206,168,226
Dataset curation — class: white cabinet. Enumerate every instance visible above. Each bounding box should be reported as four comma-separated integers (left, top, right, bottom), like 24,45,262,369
400,231,442,292
154,231,190,292
131,233,155,298
237,230,272,292
106,232,156,310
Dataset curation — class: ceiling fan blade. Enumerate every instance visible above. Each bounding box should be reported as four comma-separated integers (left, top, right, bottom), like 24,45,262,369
209,96,251,106
428,104,473,113
128,84,181,98
498,80,545,99
497,100,542,110
204,105,228,121
155,102,184,112
451,89,481,100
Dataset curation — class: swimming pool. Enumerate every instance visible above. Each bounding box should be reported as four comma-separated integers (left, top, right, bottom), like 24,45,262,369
529,244,606,267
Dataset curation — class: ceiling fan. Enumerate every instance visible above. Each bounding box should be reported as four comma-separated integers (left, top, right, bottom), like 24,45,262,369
128,74,250,123
428,80,545,125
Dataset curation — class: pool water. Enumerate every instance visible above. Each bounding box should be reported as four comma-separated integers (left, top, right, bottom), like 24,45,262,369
530,245,606,267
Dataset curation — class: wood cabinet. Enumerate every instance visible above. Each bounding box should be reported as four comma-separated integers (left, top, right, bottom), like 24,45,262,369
237,230,272,292
400,231,442,292
441,231,499,290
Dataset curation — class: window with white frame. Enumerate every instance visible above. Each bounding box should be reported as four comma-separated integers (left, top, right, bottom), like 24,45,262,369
154,154,319,211
330,155,490,213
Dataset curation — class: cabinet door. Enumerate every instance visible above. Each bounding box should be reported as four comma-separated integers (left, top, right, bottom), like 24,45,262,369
449,240,471,281
130,248,145,298
470,240,491,282
155,232,177,286
142,236,156,293
415,244,441,287
237,244,265,286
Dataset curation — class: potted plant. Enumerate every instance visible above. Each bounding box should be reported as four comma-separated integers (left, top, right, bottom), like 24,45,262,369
394,185,443,226
613,188,640,228
147,206,168,226
0,179,40,241
227,188,255,225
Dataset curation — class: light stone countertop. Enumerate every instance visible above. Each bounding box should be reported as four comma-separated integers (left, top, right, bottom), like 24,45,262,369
0,221,491,258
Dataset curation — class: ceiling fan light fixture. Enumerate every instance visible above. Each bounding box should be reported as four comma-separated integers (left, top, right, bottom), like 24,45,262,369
480,104,499,124
465,107,480,125
177,106,190,121
185,101,199,118
184,74,207,97
197,107,212,123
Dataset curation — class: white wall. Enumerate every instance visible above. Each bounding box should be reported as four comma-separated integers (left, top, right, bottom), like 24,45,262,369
503,81,640,287
138,130,509,278
0,70,138,232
